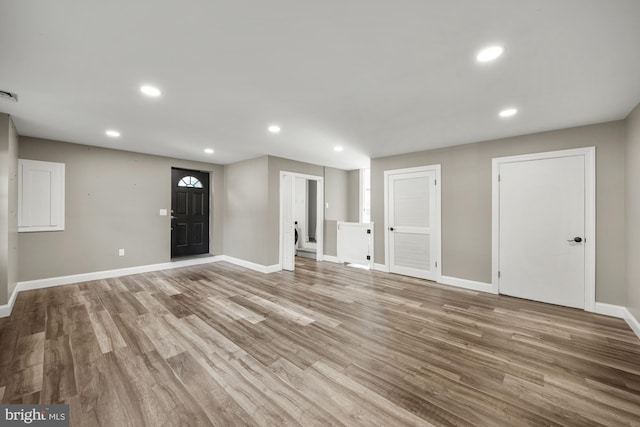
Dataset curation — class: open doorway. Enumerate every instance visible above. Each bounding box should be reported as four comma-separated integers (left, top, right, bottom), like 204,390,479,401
280,172,324,271
294,177,318,259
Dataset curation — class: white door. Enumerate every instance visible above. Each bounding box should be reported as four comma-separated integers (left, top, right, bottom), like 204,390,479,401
281,174,295,271
498,155,586,308
387,168,440,281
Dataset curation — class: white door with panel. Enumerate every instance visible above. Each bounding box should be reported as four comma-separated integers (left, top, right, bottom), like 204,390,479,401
281,174,295,271
497,151,592,309
386,167,440,281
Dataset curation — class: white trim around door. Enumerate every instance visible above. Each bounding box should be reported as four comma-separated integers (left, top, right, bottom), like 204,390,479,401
279,171,324,271
384,164,442,282
492,147,596,312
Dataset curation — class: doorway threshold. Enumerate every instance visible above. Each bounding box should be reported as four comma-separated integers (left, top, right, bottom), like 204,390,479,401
171,253,216,262
296,249,317,260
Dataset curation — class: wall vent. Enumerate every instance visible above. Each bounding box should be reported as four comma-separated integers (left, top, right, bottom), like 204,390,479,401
0,90,18,103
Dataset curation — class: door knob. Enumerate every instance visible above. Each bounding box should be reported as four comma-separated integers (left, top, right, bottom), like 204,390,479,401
390,227,394,231
568,237,583,243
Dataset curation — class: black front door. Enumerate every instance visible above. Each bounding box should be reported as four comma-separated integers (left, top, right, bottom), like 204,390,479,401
171,168,210,258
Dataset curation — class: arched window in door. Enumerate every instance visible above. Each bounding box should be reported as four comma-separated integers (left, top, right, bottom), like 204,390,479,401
177,176,203,188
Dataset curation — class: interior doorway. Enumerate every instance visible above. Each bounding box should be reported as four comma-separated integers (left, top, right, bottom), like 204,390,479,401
280,171,324,271
171,168,210,258
492,147,596,311
294,177,318,257
384,165,441,281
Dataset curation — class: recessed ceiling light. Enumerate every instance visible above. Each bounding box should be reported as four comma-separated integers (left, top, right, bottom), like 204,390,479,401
476,45,504,62
334,146,344,152
268,125,281,133
105,130,120,138
204,148,214,154
499,108,518,118
140,85,162,97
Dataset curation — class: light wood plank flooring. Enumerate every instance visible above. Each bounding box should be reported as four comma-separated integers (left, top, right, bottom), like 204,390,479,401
1,258,639,426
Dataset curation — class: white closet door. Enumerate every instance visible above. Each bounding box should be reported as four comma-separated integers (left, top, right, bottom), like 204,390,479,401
388,169,438,280
499,155,586,308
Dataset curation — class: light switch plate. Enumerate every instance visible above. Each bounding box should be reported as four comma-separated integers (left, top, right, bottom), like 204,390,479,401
159,209,167,216
118,249,125,256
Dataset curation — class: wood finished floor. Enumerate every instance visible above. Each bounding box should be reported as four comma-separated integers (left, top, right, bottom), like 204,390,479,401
1,258,640,426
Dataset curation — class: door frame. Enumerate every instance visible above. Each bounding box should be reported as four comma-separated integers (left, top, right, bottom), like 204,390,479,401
491,147,596,311
383,164,442,281
279,171,324,270
170,167,212,259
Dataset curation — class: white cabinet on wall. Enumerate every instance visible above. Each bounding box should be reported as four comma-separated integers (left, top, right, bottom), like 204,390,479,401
18,159,65,232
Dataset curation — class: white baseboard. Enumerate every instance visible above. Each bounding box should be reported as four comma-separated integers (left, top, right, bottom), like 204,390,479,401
0,285,19,318
438,275,496,294
219,256,281,274
373,263,388,272
623,307,640,341
2,253,285,318
1,255,223,318
9,253,638,342
17,256,223,293
594,302,626,318
263,264,282,274
590,303,640,341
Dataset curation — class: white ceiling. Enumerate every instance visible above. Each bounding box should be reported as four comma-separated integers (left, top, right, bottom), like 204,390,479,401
1,1,639,170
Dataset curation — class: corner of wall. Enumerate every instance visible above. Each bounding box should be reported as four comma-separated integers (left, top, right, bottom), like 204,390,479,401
0,113,18,306
625,101,640,324
7,117,18,299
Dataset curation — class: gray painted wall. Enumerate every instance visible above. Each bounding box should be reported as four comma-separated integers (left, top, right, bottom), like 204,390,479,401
372,121,626,305
626,103,640,320
347,170,360,222
220,155,353,266
0,114,18,304
324,167,349,257
18,137,224,281
223,156,269,265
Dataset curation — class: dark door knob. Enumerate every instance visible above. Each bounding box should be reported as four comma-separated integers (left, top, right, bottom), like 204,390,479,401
568,237,583,243
390,227,394,231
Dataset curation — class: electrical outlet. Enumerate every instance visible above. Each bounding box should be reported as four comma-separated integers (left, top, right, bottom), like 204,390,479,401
159,209,167,216
118,249,125,256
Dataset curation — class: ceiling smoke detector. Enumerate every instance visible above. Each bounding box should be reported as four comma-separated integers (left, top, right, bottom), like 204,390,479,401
0,91,18,103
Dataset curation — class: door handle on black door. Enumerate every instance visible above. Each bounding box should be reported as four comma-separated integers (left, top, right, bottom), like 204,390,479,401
568,237,583,243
